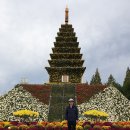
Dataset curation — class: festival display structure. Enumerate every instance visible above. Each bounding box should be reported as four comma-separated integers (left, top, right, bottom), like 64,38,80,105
45,6,86,83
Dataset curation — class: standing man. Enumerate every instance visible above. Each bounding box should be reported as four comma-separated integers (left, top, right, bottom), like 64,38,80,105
65,98,78,130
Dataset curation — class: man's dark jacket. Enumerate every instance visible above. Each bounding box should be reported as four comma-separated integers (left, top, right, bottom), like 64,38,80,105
65,105,78,121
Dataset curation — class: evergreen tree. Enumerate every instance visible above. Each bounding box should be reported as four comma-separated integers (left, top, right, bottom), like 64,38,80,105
107,74,116,86
90,68,102,85
123,67,130,99
106,74,123,93
90,75,95,85
95,68,102,84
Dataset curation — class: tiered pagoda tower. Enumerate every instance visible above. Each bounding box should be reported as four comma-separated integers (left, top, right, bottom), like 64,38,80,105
45,6,86,83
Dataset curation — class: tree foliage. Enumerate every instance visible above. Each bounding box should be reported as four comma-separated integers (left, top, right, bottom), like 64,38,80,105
90,68,102,85
106,74,123,93
107,74,116,86
123,67,130,99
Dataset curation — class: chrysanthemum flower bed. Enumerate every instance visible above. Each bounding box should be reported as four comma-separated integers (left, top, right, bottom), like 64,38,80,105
83,110,109,121
13,110,39,122
19,84,51,105
0,121,130,130
76,84,106,104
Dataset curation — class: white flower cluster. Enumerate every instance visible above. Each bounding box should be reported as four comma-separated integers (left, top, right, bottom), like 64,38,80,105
78,86,130,121
0,86,49,121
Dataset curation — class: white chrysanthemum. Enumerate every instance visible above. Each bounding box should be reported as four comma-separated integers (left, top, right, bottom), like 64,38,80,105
0,86,49,121
78,86,130,121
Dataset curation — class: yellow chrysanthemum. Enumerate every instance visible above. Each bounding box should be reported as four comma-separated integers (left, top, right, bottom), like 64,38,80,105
76,125,83,130
13,110,39,117
83,110,109,118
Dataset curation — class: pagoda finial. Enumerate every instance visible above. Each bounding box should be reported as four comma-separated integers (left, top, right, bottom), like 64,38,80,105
65,5,69,24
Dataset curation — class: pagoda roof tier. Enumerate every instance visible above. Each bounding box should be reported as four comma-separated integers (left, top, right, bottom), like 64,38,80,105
61,24,73,28
45,8,86,83
52,47,81,53
57,32,76,37
54,42,79,47
48,59,84,67
50,53,82,59
56,37,77,42
59,28,74,33
45,67,86,74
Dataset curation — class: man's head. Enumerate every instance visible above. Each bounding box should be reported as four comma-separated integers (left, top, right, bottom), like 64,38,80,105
68,98,74,106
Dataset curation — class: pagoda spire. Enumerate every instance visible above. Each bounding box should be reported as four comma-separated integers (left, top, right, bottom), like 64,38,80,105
65,5,69,24
45,6,86,83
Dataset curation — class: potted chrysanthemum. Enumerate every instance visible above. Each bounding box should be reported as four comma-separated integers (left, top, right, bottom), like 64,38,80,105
83,110,109,122
13,109,39,122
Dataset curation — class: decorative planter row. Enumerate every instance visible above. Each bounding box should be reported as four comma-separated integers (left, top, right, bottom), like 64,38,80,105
1,127,130,130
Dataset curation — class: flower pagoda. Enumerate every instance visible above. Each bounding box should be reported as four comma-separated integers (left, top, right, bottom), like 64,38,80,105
45,6,86,83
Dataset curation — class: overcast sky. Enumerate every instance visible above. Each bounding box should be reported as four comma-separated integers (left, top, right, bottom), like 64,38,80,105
0,0,130,95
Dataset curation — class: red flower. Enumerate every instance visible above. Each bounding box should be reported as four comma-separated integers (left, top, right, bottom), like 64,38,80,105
76,84,106,104
18,84,51,105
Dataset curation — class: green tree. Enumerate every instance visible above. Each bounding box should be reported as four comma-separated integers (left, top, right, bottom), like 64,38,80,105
90,75,95,85
123,67,130,99
107,74,116,86
106,74,123,93
90,68,102,85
